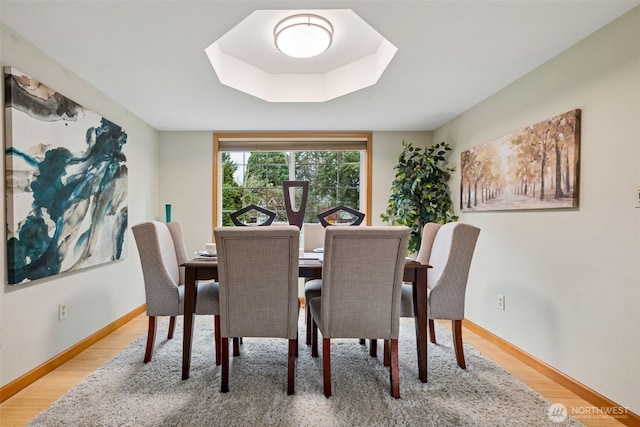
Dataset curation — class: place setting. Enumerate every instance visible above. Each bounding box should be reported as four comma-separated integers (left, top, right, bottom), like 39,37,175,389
194,243,217,260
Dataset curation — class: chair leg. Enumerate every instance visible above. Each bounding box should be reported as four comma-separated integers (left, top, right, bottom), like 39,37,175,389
167,316,176,339
359,339,366,345
311,318,319,358
295,332,299,357
369,339,377,357
429,319,436,343
383,340,390,367
322,338,331,398
214,316,221,366
287,339,296,395
221,337,229,392
233,337,240,356
452,320,466,369
389,339,400,399
144,316,157,363
305,306,312,345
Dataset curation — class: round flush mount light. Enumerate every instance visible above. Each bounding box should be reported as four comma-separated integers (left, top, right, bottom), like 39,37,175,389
274,14,334,59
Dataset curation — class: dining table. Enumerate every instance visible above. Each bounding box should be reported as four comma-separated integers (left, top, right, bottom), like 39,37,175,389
181,254,431,382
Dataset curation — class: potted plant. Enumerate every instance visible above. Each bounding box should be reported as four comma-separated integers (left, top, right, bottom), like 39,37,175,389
381,140,457,254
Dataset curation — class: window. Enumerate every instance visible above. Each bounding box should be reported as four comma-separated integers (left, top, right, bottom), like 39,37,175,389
213,133,371,228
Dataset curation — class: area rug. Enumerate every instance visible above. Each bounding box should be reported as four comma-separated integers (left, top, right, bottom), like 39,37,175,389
28,315,582,426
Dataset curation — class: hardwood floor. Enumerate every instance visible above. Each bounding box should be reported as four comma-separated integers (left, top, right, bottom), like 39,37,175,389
0,314,148,427
0,315,628,427
458,322,629,427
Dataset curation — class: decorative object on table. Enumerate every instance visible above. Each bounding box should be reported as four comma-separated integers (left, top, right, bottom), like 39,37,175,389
381,140,457,254
317,205,365,227
309,226,410,398
132,221,221,365
461,109,581,212
400,221,480,369
283,180,309,229
4,67,128,285
165,204,172,223
229,204,276,226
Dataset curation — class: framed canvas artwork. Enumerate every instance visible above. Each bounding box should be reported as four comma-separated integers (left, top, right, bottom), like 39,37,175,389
460,109,580,212
4,67,128,285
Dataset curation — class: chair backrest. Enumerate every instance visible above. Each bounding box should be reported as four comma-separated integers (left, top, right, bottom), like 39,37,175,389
303,223,325,252
427,222,481,320
415,223,443,265
214,225,300,339
317,205,365,227
166,222,190,285
283,180,309,228
319,226,410,339
131,221,183,316
229,204,276,226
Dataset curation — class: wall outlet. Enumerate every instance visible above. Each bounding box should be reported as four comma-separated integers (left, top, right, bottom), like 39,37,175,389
497,294,505,311
58,304,68,320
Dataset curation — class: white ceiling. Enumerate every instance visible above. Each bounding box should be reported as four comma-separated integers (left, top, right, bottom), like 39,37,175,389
1,1,638,132
206,9,399,102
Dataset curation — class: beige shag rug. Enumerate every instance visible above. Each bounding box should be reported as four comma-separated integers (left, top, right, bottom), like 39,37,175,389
28,314,582,426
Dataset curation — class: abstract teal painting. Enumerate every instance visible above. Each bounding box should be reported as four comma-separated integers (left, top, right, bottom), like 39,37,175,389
4,67,128,285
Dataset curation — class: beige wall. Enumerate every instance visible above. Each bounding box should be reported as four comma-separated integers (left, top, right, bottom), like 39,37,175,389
158,132,215,252
0,25,161,386
371,132,433,226
434,8,640,413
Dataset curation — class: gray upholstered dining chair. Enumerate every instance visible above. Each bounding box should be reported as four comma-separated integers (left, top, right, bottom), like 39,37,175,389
214,225,300,395
303,208,365,346
229,204,277,226
309,226,410,398
302,223,324,345
400,221,480,369
132,221,220,364
302,222,325,253
316,205,366,227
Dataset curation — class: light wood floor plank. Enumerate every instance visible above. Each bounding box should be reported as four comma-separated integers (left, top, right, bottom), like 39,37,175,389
0,314,147,427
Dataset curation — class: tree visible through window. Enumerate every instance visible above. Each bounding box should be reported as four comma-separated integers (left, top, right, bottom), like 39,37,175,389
221,151,361,226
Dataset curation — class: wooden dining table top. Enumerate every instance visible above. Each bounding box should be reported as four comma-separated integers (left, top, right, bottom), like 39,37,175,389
183,253,427,280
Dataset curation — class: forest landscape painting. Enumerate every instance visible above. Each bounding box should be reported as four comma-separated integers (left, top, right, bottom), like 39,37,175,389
4,67,128,285
460,109,580,212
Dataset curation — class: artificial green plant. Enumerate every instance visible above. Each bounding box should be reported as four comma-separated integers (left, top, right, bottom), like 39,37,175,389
381,140,457,254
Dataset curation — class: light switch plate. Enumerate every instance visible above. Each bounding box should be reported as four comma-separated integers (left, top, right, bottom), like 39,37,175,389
637,185,640,208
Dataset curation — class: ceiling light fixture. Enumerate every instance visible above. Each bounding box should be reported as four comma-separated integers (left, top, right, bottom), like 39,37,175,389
274,14,334,59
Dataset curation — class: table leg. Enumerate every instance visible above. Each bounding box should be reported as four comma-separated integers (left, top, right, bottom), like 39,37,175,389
413,267,428,382
182,267,197,380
